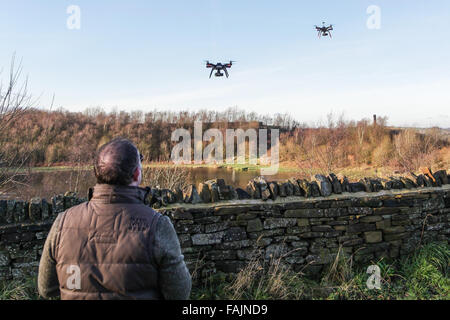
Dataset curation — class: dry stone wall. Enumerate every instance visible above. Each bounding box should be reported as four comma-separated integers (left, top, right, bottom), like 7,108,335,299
146,168,450,208
0,173,449,281
160,185,450,278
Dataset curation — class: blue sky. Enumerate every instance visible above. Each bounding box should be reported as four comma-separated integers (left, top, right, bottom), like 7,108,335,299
1,0,449,127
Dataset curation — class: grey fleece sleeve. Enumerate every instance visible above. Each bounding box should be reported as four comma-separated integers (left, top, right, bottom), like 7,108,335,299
153,215,192,300
38,212,64,299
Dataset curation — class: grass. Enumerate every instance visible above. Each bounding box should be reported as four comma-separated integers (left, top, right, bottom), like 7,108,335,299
0,276,41,300
191,252,317,300
1,242,448,300
191,242,449,300
321,243,449,300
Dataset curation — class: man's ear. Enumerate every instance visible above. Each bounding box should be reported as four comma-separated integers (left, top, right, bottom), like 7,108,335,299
132,166,140,182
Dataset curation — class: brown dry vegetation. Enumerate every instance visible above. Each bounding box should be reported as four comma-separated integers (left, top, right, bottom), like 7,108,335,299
1,106,448,180
0,55,36,191
141,166,191,191
280,114,449,176
3,107,298,167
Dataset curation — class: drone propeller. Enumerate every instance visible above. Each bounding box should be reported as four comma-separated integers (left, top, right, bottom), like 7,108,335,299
205,60,216,68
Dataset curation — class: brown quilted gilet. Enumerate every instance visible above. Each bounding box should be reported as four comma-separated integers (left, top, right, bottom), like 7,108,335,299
54,184,161,300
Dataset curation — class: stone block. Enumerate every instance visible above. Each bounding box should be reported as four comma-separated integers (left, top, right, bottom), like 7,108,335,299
223,227,247,242
384,232,408,241
376,219,391,229
312,174,332,197
198,183,211,203
191,232,225,245
347,223,376,233
246,218,263,232
364,231,382,243
297,218,310,226
263,218,297,229
284,209,324,218
205,222,230,233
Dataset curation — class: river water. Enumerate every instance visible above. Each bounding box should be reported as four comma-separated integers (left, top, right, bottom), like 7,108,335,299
1,167,298,200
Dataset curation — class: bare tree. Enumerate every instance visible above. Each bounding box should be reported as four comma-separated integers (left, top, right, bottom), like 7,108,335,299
393,128,440,172
0,55,37,192
142,166,191,191
294,113,347,175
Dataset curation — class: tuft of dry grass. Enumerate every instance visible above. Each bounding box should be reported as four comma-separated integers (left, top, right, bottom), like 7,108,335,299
322,246,354,285
224,240,311,300
0,276,41,300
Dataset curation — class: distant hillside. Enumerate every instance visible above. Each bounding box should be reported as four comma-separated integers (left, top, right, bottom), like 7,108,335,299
1,108,448,175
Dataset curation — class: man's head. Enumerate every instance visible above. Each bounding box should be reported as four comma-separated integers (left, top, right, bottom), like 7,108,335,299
94,138,142,186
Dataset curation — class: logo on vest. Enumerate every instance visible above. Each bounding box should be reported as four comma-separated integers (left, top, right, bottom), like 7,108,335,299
128,217,150,231
66,265,81,290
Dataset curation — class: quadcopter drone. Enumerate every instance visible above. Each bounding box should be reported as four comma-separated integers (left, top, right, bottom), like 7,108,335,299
315,22,333,38
205,61,234,78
